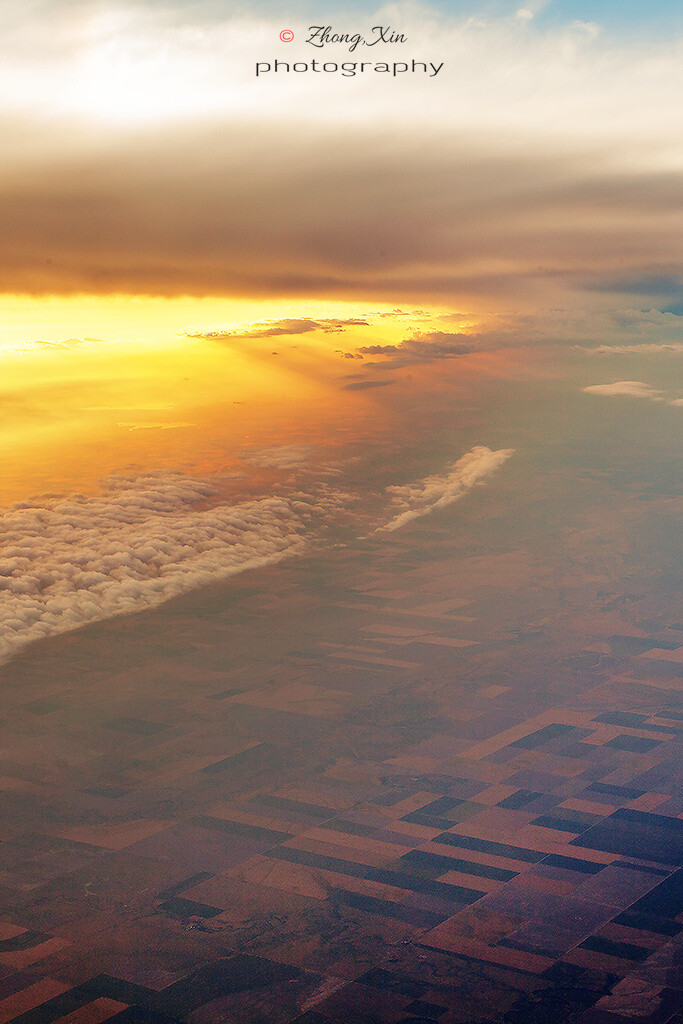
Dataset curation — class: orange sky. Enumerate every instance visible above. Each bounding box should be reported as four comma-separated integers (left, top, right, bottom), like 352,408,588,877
0,300,427,502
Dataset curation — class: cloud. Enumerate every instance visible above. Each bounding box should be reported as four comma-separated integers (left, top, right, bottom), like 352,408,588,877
11,338,101,353
242,445,312,470
358,331,481,368
583,381,682,405
574,343,683,355
374,309,432,320
583,381,664,399
1,7,682,311
0,472,351,667
187,318,368,341
380,446,515,532
116,421,196,430
610,309,683,333
0,446,518,664
343,379,396,391
580,275,682,297
5,131,681,308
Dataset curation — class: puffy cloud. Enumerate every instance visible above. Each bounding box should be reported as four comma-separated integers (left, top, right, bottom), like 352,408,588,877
583,381,682,405
358,331,480,368
352,306,683,366
0,472,350,666
380,446,515,532
583,381,664,399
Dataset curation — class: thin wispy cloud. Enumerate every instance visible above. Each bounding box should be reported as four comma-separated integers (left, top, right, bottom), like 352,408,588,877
380,446,515,532
583,381,667,401
574,344,683,355
186,318,369,341
242,445,313,470
116,421,197,430
343,379,396,390
582,381,682,405
10,338,102,353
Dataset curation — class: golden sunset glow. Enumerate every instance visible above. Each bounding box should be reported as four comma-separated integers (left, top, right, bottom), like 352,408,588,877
3,295,483,503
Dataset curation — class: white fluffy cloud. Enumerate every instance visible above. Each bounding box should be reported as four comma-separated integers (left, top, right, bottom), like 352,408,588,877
583,381,664,399
380,445,515,532
0,472,349,666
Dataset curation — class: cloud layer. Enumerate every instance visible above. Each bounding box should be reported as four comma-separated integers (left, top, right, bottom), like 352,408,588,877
381,445,515,532
1,5,682,313
0,472,348,666
0,446,513,665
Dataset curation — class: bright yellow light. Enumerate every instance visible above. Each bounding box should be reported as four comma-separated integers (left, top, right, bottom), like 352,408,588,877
2,294,452,504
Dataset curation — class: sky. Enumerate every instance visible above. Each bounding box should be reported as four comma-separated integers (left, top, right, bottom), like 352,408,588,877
0,0,681,663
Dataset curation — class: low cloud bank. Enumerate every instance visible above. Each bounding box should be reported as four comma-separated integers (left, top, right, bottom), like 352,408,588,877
0,448,514,665
380,445,515,532
0,472,347,666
